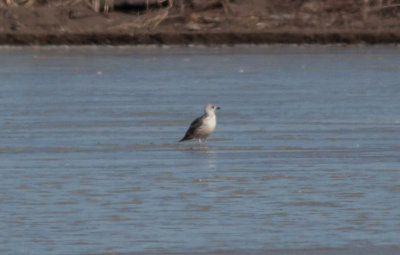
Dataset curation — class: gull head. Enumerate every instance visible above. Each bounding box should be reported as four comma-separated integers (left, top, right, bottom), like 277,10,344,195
205,104,220,115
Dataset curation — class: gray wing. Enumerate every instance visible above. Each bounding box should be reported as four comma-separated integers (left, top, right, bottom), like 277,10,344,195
180,115,204,142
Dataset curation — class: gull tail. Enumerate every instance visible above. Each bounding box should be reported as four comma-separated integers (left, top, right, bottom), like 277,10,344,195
179,134,191,142
179,137,189,142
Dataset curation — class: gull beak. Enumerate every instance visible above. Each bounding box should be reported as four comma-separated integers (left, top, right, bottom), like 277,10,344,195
216,106,221,110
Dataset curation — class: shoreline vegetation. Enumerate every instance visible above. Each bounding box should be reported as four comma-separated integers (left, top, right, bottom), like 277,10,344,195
1,0,400,45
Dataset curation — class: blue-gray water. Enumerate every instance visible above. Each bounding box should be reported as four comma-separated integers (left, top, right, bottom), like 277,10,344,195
1,45,400,255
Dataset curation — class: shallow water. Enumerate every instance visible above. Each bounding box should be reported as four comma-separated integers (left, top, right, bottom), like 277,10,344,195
0,45,400,254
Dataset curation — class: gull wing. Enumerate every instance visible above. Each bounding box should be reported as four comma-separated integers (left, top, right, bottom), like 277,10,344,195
179,115,204,142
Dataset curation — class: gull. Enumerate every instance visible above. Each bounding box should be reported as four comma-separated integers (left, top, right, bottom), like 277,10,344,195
180,104,220,143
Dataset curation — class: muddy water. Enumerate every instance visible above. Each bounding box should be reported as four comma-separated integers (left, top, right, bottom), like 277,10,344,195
1,45,400,254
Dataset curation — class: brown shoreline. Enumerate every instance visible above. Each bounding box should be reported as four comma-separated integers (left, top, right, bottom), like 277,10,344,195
1,31,400,45
1,0,400,45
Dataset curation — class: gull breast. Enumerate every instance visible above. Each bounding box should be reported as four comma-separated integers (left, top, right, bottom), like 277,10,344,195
196,115,216,138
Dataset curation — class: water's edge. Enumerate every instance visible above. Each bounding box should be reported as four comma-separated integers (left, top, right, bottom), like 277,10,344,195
1,31,400,45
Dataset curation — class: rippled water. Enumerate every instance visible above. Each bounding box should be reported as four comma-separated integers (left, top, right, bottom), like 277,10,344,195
1,45,400,254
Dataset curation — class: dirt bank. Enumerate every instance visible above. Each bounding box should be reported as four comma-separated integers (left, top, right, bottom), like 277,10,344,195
2,31,399,45
1,0,400,45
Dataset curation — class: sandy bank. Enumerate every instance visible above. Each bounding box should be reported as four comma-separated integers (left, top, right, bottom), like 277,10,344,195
1,31,400,45
1,0,399,45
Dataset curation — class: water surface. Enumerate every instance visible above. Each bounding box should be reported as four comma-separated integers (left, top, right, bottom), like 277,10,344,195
1,45,400,254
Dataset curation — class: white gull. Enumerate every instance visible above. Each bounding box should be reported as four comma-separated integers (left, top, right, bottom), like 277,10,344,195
180,104,220,143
